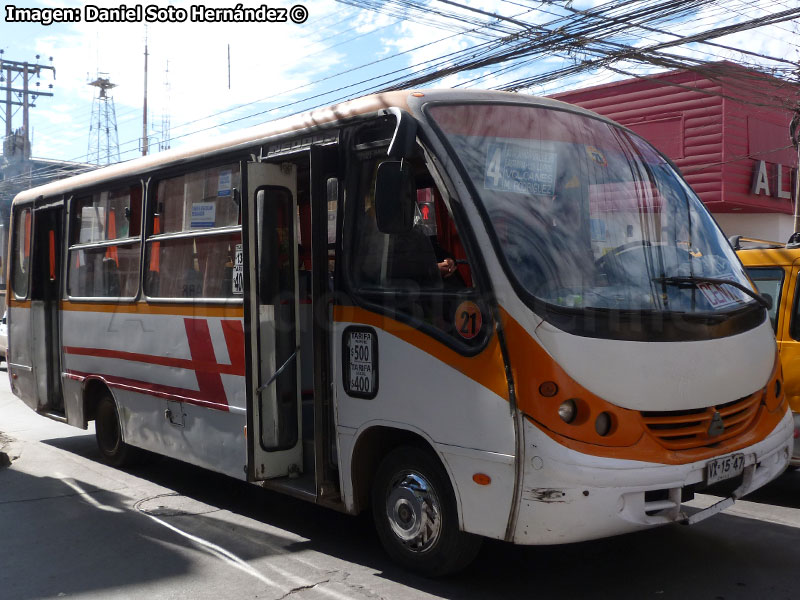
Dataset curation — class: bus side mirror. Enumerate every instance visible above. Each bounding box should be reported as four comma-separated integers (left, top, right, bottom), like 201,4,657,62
375,161,415,234
386,108,417,159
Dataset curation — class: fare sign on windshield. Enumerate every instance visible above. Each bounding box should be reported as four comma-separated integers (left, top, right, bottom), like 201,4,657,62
696,282,743,310
484,141,557,196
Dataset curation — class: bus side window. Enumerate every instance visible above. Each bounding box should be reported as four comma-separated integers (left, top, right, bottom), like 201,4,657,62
348,155,485,347
67,186,142,299
145,164,242,300
788,272,800,341
747,267,784,333
11,207,32,299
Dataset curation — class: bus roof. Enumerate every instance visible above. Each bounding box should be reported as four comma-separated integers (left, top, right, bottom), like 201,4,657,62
11,88,600,205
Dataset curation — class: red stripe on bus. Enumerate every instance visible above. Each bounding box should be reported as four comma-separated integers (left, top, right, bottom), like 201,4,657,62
62,346,245,376
184,318,228,407
65,370,231,412
64,317,246,410
221,319,246,370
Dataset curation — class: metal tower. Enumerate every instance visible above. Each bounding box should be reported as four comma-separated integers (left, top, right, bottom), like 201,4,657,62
160,60,171,152
87,75,120,165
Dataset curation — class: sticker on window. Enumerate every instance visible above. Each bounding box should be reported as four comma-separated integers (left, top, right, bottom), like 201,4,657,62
585,146,607,167
191,202,216,228
342,326,378,399
233,243,243,295
455,300,483,340
697,282,743,310
484,141,557,196
218,170,232,197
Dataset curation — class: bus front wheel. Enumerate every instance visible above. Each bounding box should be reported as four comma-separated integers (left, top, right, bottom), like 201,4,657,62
371,446,482,576
95,393,134,467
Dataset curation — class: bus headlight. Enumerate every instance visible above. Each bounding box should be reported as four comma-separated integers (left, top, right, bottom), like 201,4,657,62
558,400,577,424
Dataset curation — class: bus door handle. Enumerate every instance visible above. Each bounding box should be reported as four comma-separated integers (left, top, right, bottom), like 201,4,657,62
257,348,299,394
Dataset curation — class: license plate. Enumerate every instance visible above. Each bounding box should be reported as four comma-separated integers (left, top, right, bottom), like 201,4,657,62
706,453,745,485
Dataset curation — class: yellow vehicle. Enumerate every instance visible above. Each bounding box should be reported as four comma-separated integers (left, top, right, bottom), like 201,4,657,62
735,236,800,464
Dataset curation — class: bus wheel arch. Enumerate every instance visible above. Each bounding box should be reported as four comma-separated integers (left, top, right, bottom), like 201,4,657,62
84,380,134,467
369,443,483,576
350,426,482,575
83,377,111,424
350,426,435,514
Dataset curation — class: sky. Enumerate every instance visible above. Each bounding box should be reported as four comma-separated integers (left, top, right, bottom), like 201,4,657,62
1,0,798,168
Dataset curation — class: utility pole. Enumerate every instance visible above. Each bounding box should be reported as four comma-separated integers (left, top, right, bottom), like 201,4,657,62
0,51,55,159
790,102,800,235
142,27,149,156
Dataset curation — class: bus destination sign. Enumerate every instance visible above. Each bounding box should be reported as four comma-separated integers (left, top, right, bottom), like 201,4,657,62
484,141,557,196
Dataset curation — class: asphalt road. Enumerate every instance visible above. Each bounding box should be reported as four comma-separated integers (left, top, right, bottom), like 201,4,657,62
2,372,800,600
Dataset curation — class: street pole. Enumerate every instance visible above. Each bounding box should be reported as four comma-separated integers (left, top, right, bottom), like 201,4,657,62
792,104,800,235
142,28,149,156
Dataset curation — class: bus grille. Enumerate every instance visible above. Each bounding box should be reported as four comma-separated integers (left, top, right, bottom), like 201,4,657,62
641,393,761,450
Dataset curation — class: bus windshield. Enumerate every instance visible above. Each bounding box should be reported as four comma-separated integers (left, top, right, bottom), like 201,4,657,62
428,103,755,314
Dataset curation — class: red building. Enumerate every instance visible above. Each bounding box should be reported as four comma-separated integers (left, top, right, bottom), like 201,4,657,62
551,62,800,242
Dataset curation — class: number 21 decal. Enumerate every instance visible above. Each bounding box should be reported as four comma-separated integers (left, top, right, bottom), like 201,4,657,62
455,301,483,340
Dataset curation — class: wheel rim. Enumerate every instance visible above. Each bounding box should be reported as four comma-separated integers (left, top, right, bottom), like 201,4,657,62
385,471,442,553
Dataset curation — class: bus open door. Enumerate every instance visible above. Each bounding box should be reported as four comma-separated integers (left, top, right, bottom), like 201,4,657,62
8,199,65,419
244,161,303,480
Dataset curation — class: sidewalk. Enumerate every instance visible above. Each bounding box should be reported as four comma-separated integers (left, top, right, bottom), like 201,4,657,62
0,431,16,467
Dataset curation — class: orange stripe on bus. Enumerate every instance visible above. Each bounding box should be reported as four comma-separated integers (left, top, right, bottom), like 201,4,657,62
334,305,508,401
59,301,243,318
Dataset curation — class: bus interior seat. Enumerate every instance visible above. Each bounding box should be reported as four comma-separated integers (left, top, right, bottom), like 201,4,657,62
146,270,160,296
182,268,203,297
75,264,90,296
102,258,121,296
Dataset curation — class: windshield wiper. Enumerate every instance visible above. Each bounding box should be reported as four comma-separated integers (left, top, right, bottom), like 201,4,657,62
651,276,771,309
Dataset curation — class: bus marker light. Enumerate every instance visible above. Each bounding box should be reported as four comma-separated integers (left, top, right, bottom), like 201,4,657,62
539,381,558,397
473,473,491,485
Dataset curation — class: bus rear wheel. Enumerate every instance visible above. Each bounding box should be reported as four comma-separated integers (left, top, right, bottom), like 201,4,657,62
371,446,482,576
95,393,134,467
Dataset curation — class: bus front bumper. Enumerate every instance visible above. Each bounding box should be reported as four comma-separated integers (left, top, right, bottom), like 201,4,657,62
512,408,793,545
